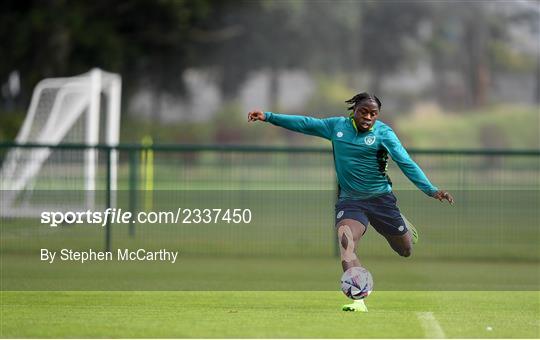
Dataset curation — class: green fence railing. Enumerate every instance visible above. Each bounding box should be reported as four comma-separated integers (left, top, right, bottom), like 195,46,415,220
1,143,539,260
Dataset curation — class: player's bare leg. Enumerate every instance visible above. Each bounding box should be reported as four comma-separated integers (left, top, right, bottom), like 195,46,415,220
383,231,413,257
336,219,366,271
336,219,368,312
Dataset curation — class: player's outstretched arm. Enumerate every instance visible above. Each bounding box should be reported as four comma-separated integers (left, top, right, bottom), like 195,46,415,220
382,128,454,205
432,190,454,204
247,110,338,140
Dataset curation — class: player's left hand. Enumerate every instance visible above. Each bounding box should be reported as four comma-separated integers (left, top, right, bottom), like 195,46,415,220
433,190,454,204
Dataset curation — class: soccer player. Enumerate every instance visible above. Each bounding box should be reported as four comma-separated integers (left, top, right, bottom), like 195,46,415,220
248,92,454,312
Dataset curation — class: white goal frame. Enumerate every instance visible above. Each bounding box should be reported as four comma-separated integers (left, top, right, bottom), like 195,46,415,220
0,68,121,217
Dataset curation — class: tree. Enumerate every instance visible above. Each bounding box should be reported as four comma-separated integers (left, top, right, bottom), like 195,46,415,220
358,1,429,95
0,0,214,111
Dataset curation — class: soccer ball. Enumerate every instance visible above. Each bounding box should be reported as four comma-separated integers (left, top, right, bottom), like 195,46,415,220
340,266,373,300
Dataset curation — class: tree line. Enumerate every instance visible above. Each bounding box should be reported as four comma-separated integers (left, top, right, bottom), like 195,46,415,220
1,0,537,115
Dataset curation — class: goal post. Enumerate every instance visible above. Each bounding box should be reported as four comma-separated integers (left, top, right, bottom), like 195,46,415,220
0,68,121,217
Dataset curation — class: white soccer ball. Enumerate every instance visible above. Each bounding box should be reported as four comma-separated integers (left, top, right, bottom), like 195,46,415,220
340,266,373,300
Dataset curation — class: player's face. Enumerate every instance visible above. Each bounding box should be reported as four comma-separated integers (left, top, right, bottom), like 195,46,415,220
353,100,379,132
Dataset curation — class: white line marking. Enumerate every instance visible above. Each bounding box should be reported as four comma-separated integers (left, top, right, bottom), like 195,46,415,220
416,312,446,339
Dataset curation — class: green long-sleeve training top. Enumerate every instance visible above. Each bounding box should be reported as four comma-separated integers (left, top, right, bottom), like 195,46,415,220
264,112,438,200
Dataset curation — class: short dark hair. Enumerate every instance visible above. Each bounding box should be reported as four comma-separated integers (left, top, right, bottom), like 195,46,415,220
345,92,382,111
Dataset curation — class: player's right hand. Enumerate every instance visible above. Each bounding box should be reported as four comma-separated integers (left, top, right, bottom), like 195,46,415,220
248,110,266,122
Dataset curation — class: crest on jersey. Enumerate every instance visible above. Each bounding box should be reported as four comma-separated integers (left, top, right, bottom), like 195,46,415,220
364,135,376,145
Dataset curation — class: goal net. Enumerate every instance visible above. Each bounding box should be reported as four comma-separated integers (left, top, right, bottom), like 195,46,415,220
0,68,121,217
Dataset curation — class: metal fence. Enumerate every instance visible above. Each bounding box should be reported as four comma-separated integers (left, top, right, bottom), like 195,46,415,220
1,142,539,261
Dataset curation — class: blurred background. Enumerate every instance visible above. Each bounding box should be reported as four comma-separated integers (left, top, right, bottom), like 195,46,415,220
1,0,538,148
0,0,538,291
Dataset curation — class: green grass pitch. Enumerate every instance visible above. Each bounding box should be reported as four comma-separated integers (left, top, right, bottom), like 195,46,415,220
1,291,539,338
1,153,538,337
